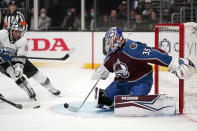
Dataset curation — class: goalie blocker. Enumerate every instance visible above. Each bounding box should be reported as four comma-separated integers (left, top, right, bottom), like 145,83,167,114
114,94,176,117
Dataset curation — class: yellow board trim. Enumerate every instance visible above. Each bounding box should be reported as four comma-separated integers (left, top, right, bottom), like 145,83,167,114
83,63,100,69
32,62,72,68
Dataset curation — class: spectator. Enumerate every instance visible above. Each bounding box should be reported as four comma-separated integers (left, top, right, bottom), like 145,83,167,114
131,14,147,31
135,3,144,15
29,8,35,30
162,9,171,23
97,14,110,30
60,8,71,29
72,9,90,31
62,8,78,31
0,0,7,8
108,10,119,27
90,8,95,30
38,8,51,31
48,0,65,28
27,8,33,30
117,0,127,20
85,9,91,30
142,2,153,20
148,11,159,31
129,9,136,28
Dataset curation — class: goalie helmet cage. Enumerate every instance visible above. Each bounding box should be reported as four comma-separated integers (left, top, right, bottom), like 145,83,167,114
154,23,197,115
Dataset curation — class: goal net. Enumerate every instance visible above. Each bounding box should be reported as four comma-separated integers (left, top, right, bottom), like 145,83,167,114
154,22,197,114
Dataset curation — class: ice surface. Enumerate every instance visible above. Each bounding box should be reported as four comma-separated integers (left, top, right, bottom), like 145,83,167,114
0,63,197,131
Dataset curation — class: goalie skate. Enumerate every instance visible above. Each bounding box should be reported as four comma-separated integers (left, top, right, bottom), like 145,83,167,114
94,87,113,109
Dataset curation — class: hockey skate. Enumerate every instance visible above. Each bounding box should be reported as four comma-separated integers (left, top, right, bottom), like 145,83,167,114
40,78,61,96
27,87,36,99
26,88,40,108
48,88,61,96
94,87,114,109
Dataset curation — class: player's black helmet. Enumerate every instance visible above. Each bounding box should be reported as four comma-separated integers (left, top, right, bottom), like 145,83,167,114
9,0,17,6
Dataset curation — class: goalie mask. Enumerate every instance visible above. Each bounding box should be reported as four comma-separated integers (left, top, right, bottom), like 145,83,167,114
105,27,123,52
9,21,24,44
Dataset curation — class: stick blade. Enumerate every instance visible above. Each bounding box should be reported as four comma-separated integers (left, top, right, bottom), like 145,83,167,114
61,54,69,60
15,104,23,109
68,106,80,112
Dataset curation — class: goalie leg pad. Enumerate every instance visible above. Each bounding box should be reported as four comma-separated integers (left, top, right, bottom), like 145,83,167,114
114,94,176,117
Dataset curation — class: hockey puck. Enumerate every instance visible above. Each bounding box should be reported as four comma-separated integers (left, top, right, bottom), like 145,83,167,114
64,103,69,108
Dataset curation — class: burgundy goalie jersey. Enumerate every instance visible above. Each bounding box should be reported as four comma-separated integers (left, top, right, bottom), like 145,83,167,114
104,39,172,82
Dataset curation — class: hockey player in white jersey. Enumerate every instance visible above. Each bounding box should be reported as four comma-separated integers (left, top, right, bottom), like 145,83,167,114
0,22,60,106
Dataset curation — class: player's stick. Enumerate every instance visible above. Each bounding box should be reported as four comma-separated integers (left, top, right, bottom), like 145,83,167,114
2,62,40,109
67,78,101,112
12,47,76,61
19,77,41,109
12,53,69,60
0,95,22,109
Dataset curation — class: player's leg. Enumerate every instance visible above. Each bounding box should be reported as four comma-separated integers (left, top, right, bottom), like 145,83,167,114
32,71,60,95
95,87,113,109
1,62,36,99
23,59,60,96
95,81,126,109
129,79,153,96
15,76,36,99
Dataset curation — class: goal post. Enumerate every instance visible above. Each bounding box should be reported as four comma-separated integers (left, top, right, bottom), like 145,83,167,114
154,22,197,115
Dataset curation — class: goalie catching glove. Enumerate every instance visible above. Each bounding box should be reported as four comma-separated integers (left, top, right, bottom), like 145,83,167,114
92,64,110,80
168,57,196,79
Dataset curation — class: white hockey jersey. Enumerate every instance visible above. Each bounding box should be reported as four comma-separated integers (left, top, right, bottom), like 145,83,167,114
0,29,27,64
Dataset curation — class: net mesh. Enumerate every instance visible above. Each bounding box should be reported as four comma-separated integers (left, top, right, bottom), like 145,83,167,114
156,23,197,114
183,22,197,113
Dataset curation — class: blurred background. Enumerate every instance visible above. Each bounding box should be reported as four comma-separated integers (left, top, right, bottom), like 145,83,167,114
0,0,197,32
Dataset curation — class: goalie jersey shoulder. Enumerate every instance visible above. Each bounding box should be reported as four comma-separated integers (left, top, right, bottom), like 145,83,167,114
123,39,149,59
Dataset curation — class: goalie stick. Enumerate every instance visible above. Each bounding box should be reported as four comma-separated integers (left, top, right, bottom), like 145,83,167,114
0,95,22,109
67,78,100,112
